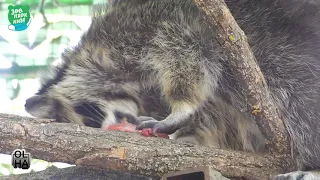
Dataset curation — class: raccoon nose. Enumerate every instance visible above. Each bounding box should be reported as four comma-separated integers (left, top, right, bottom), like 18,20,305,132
25,95,43,110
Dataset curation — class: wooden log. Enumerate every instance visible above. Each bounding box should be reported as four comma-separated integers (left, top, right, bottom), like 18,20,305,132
0,113,294,180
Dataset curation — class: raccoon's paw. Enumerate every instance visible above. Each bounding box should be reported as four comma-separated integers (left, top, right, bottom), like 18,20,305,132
136,116,159,129
273,171,320,180
136,116,178,134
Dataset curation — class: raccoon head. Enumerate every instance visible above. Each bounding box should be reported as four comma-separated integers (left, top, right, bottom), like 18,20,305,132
25,94,140,128
24,48,142,129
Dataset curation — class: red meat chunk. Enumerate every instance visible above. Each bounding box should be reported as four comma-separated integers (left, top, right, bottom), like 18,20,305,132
104,119,169,139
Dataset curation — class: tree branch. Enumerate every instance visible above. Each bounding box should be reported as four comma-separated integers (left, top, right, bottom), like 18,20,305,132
0,113,294,180
193,0,291,155
0,166,155,180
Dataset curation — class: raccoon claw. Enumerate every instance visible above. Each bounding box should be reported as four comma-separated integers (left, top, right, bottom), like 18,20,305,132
136,115,182,134
136,118,178,134
273,171,319,180
152,122,179,134
136,116,170,138
136,116,159,130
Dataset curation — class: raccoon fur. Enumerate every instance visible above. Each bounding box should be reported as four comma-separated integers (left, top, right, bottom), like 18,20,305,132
25,0,320,179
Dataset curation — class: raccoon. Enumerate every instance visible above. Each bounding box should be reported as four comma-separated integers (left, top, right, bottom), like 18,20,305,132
25,0,320,179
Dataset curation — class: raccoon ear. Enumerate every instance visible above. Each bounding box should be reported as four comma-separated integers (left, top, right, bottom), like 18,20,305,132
25,95,55,118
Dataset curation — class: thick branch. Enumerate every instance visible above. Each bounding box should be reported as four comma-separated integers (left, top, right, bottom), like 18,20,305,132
0,113,294,180
0,166,154,180
193,0,290,154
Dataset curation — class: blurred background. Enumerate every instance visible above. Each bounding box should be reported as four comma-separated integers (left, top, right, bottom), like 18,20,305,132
0,0,108,176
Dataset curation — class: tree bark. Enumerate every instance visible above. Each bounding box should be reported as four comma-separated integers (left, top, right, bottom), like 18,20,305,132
0,165,230,180
0,166,155,180
193,0,291,155
0,113,295,180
